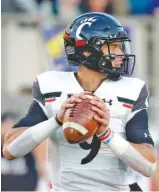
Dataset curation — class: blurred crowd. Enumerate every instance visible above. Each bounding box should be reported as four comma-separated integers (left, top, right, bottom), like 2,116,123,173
2,0,159,26
1,112,49,191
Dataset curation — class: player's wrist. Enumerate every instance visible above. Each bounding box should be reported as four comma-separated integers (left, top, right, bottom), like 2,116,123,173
55,114,63,126
96,127,109,138
97,127,114,144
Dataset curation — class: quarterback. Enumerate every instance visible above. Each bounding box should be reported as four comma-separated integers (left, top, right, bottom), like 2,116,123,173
3,13,156,191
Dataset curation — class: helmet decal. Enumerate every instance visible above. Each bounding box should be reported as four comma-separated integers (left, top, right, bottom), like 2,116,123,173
76,17,97,40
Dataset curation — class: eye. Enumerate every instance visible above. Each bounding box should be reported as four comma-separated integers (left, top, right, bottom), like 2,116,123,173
111,44,119,50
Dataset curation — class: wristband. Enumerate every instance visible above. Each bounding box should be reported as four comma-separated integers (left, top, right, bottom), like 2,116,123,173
97,127,114,144
55,114,63,126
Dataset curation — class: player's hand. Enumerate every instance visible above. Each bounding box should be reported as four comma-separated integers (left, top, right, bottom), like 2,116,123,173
56,91,92,123
90,96,110,135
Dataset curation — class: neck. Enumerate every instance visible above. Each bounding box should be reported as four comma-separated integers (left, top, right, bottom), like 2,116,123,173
76,66,107,92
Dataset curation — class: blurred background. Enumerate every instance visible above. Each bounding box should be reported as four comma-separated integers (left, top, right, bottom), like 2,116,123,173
1,0,159,191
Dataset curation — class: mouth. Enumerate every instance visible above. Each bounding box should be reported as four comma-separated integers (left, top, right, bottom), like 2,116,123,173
113,60,123,68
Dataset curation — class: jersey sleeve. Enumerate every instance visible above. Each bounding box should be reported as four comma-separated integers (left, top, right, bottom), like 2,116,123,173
125,84,154,145
32,79,45,106
13,79,48,128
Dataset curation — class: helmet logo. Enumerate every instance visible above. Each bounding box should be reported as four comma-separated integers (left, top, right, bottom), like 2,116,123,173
76,17,97,40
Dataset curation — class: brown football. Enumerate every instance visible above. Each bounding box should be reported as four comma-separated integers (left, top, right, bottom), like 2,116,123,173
62,95,100,144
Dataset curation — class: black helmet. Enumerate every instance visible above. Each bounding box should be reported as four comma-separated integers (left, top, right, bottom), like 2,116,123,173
63,12,135,80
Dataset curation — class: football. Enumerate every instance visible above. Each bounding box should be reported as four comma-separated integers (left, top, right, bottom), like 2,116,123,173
62,95,100,144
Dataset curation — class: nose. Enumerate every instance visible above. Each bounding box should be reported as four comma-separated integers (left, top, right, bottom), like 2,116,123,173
117,48,124,55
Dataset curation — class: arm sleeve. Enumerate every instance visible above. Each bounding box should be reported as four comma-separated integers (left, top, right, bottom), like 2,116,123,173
13,79,48,128
125,84,154,146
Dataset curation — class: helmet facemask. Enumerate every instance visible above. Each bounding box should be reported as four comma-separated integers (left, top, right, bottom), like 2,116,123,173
91,36,136,76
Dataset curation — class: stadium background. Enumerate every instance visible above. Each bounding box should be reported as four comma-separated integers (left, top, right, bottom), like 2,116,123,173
1,0,159,191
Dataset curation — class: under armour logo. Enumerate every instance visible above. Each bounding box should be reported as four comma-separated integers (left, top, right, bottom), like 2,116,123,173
103,99,112,105
144,133,152,138
67,93,73,98
144,133,148,138
109,34,117,38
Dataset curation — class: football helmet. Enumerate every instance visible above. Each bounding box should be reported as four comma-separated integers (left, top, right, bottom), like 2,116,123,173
63,12,135,80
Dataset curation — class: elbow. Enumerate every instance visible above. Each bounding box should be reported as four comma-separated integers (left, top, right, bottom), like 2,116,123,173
2,146,16,160
141,162,157,177
142,172,153,178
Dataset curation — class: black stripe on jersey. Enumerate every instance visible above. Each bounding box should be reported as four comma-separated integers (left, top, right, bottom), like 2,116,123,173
43,92,62,98
132,84,149,112
32,79,45,105
117,97,135,105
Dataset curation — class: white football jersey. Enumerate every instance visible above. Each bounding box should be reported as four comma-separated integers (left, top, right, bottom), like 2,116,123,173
35,71,147,191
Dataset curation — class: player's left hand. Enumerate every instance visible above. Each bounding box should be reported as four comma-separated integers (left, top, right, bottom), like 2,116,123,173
90,96,110,135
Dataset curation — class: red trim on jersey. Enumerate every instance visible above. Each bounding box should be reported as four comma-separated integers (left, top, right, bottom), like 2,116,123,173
123,103,133,109
45,98,56,102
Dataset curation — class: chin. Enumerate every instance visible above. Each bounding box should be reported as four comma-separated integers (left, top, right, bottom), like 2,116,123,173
113,62,122,68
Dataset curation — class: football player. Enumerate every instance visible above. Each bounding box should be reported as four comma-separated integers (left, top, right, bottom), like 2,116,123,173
3,13,156,191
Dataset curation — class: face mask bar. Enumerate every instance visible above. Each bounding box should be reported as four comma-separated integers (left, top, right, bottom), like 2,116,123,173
91,37,136,75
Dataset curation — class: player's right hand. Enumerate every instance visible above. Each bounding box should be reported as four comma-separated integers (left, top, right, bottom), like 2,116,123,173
56,91,92,124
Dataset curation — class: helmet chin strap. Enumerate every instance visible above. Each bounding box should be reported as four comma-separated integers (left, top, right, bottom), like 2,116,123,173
97,55,122,80
81,58,121,81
